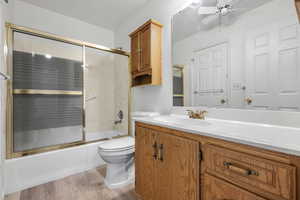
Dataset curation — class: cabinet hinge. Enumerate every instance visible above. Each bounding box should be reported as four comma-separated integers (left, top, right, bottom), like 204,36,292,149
199,151,203,161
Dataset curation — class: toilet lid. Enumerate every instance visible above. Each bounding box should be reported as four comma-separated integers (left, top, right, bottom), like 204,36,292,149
98,136,135,151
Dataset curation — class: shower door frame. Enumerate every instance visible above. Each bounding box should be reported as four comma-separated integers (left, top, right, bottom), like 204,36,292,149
5,23,131,159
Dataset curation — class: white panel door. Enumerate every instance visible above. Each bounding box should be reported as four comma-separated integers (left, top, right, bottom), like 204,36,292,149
246,19,300,111
192,43,228,107
246,27,276,109
275,21,300,111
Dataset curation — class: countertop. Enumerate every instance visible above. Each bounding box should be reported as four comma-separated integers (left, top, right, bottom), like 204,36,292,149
134,115,300,157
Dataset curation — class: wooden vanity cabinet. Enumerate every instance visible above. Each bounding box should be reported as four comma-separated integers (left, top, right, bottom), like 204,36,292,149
204,144,296,200
204,174,268,200
135,122,299,200
129,19,162,87
135,126,156,200
135,125,199,200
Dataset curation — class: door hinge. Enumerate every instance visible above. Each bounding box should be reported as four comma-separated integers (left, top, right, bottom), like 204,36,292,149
134,130,137,136
199,151,203,161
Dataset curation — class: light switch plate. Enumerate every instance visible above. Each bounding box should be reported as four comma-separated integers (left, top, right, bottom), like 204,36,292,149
232,82,242,91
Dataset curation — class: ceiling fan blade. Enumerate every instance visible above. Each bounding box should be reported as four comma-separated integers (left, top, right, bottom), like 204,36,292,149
198,6,218,15
218,0,240,6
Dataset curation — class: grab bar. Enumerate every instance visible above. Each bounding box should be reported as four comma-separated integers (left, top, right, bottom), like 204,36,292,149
0,72,10,80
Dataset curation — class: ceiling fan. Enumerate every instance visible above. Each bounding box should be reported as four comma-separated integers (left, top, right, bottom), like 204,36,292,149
198,0,242,25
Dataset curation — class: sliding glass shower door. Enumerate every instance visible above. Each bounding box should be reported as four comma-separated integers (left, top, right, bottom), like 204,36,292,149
84,47,129,142
6,23,130,158
12,32,84,152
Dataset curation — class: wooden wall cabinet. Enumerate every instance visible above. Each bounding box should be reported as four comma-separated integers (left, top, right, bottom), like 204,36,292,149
135,122,300,200
135,125,199,200
129,19,162,87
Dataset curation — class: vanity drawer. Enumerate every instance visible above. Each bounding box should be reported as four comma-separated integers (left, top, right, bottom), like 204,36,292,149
204,144,296,200
204,174,268,200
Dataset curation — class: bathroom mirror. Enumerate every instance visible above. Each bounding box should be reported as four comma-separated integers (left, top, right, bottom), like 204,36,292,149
172,0,300,111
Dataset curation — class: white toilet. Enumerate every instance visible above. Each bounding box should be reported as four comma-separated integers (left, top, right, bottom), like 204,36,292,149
98,136,135,189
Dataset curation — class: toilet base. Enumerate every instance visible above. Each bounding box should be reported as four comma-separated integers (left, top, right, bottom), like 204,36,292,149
104,160,135,189
104,176,134,189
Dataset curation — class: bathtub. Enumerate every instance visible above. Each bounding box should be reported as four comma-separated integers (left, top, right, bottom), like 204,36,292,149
4,130,126,195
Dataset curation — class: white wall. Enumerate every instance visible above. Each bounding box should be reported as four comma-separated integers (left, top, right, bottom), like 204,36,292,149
115,0,194,114
0,0,10,199
3,0,116,194
10,0,114,47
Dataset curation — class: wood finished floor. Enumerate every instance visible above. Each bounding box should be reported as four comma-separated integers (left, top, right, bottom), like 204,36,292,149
5,167,138,200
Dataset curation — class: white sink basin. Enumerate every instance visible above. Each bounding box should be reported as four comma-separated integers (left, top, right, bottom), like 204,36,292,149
152,115,211,127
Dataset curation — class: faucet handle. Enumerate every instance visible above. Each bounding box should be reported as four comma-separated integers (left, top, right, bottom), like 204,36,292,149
186,109,193,114
186,110,194,118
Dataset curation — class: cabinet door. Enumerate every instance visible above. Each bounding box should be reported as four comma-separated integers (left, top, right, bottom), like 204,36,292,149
156,132,199,200
140,25,151,72
131,32,140,74
204,174,268,200
135,126,156,200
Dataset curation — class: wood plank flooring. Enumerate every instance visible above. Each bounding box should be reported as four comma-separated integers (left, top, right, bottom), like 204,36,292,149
5,167,138,200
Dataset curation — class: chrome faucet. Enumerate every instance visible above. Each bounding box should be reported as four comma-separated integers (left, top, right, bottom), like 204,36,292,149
187,110,208,120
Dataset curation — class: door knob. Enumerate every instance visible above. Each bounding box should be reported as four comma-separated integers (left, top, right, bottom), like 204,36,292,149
220,99,226,104
245,97,252,105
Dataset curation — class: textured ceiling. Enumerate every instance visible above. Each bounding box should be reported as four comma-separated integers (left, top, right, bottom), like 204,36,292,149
18,0,152,30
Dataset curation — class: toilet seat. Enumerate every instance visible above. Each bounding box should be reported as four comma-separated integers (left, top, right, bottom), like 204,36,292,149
98,136,134,152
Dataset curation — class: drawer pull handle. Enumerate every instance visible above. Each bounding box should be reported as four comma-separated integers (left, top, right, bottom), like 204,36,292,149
152,142,157,160
158,144,164,162
223,162,259,176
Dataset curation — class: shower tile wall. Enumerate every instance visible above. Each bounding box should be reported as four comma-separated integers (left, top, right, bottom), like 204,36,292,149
85,49,129,141
85,48,116,140
114,55,129,136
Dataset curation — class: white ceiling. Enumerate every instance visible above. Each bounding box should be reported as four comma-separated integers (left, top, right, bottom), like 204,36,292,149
18,0,152,30
173,0,273,42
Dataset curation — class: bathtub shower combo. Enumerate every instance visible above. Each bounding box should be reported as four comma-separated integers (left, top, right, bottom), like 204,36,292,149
5,23,134,188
